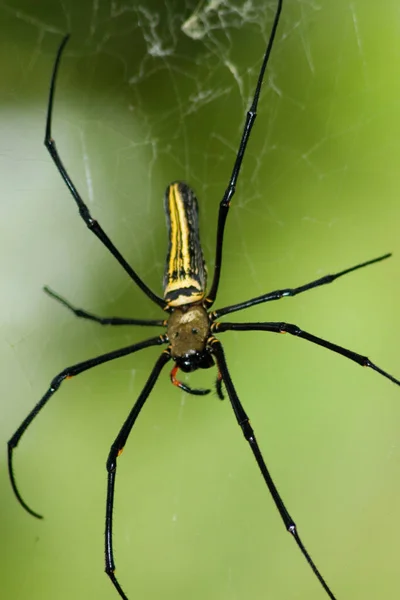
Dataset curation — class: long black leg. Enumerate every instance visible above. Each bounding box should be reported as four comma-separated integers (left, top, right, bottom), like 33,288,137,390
105,349,171,600
205,0,283,307
210,337,337,599
8,334,167,519
44,35,165,309
44,286,165,327
212,253,391,319
213,321,400,386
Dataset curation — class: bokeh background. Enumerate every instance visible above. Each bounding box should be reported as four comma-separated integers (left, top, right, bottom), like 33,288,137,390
2,1,400,599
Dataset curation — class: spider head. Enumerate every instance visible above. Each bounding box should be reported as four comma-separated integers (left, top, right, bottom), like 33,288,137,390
167,303,212,372
175,349,214,373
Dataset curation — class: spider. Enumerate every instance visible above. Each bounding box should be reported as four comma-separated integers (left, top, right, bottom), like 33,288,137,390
7,1,400,598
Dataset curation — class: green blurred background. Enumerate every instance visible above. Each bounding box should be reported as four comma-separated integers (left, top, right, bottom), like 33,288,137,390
2,1,400,599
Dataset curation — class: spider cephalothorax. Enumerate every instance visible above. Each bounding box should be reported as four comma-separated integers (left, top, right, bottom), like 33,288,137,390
167,304,213,372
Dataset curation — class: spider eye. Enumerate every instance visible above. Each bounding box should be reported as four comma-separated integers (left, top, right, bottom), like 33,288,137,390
192,328,198,335
174,332,179,338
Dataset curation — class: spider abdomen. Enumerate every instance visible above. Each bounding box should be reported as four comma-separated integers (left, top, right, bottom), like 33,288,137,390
163,181,207,307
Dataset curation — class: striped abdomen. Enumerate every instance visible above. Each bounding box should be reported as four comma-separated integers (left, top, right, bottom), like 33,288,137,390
163,181,207,307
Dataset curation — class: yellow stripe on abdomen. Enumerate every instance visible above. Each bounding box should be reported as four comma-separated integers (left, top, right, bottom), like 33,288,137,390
163,182,207,307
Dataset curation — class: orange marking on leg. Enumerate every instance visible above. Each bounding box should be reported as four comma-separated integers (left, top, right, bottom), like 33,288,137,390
170,365,179,386
170,365,185,390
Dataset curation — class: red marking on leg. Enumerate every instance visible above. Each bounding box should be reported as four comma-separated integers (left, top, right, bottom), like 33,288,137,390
170,365,185,390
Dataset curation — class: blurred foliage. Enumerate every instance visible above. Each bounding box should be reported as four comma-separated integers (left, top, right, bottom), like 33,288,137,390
2,1,400,599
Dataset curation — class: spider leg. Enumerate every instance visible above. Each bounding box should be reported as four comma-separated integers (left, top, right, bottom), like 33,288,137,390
213,321,400,386
212,253,391,319
205,0,283,307
44,286,165,327
105,349,171,600
210,337,337,599
215,370,224,400
170,365,210,395
44,35,165,309
8,335,167,519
